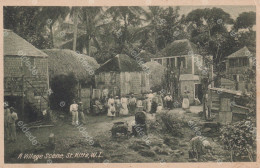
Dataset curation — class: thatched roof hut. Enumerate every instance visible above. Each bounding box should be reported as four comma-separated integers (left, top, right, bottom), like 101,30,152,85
96,54,143,74
42,49,99,82
95,54,150,96
144,61,165,89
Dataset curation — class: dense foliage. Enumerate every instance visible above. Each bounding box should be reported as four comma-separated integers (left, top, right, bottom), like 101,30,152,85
220,120,256,161
4,6,256,64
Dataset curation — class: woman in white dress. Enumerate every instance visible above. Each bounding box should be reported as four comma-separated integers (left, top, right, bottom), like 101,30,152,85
107,96,116,117
120,95,129,115
146,90,154,113
182,91,190,109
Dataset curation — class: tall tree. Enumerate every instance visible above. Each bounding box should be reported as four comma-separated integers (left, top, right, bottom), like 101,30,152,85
80,7,104,55
105,7,146,53
234,11,256,31
37,7,70,48
4,6,51,49
186,7,234,63
185,7,234,120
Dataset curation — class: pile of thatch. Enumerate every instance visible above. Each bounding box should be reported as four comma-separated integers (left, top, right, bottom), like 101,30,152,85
157,39,199,57
144,61,165,88
43,49,99,81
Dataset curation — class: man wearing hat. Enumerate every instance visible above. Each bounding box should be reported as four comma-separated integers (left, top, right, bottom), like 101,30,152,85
4,102,11,141
8,107,18,142
78,101,86,124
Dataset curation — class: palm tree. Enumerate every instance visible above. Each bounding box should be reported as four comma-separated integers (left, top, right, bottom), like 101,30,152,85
37,7,70,48
80,7,104,55
105,7,146,53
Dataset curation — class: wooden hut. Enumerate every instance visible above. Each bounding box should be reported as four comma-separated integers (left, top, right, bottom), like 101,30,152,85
42,49,99,109
95,54,150,97
4,29,49,120
209,87,250,124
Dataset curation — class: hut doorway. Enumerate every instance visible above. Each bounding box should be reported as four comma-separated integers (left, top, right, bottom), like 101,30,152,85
194,84,203,102
80,88,92,111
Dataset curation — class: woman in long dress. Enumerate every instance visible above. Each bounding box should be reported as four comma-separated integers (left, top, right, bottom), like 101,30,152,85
120,95,129,115
182,91,190,109
107,96,116,117
146,91,154,113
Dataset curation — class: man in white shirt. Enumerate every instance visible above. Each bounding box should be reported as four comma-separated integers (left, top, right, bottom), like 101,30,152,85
70,100,78,125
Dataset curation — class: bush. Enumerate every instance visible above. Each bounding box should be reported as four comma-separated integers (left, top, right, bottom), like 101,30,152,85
220,119,256,161
158,112,184,137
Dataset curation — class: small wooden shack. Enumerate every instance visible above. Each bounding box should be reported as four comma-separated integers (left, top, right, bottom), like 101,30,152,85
209,87,250,124
95,54,150,97
4,29,49,121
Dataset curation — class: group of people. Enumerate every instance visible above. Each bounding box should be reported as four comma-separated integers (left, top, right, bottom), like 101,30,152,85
70,89,192,122
4,102,18,142
104,90,177,118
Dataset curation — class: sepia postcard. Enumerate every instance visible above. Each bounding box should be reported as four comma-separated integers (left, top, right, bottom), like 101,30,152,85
0,0,259,168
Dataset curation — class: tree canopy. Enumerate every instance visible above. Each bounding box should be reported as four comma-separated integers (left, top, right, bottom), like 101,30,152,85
4,6,256,65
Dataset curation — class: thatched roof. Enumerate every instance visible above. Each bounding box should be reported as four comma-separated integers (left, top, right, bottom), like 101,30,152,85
137,50,155,62
96,54,143,74
144,61,165,88
156,39,199,58
4,29,47,57
42,49,99,81
227,46,253,59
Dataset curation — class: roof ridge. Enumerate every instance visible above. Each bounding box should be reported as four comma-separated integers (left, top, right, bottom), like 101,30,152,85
227,46,251,58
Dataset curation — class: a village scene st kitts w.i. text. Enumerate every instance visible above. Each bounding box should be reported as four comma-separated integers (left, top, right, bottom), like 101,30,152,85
3,6,256,163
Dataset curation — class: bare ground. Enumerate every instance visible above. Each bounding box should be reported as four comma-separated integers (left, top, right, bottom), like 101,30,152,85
5,106,230,163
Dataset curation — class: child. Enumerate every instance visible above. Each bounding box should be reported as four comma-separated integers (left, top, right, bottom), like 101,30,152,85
157,103,163,113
